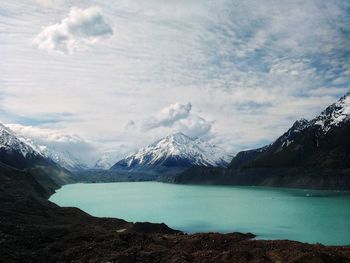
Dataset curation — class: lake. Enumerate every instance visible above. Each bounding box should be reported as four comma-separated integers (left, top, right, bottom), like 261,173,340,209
50,182,350,245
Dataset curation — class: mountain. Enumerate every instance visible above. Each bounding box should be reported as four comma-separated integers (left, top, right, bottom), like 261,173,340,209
0,123,72,187
111,132,230,170
234,92,350,169
0,123,43,167
39,146,89,172
3,126,88,172
171,93,350,190
94,151,120,170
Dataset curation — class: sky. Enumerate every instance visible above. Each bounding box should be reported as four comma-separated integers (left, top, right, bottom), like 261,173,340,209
1,0,350,165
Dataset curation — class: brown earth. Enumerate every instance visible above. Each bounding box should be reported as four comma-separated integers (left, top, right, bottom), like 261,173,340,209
1,163,350,263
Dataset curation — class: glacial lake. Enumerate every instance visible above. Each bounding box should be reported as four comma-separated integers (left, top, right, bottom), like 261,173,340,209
50,182,350,245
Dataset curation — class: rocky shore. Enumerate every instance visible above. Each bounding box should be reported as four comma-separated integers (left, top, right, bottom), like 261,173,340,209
1,164,350,262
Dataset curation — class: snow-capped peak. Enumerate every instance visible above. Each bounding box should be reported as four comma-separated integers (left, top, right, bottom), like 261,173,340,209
312,92,350,133
39,146,88,171
0,123,87,171
274,118,310,150
291,118,309,132
273,93,350,150
163,132,194,144
112,132,231,169
95,151,121,170
0,123,42,158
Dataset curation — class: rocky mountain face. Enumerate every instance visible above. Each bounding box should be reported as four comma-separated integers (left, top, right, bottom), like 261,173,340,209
0,123,45,169
1,123,88,172
171,93,350,190
0,123,72,187
231,92,350,169
111,132,230,170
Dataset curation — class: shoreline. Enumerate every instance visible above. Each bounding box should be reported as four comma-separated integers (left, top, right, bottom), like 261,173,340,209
62,179,350,192
50,180,350,246
2,166,350,262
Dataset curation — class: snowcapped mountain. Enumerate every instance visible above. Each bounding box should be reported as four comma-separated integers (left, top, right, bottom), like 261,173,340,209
38,146,88,171
111,132,231,170
0,123,43,163
273,118,309,151
311,92,350,133
0,122,72,185
229,92,350,169
273,92,350,152
0,123,87,172
177,92,350,189
94,151,120,169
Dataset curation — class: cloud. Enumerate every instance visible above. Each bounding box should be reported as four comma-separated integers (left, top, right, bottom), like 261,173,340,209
125,120,136,130
1,0,349,156
175,115,213,139
145,102,192,129
32,0,63,6
6,123,97,164
33,6,113,53
143,102,213,139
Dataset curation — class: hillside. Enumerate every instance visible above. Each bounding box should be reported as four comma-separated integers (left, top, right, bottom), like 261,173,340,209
171,93,350,190
0,123,72,188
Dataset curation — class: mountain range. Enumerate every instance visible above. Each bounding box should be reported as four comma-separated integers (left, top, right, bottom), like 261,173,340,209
0,123,72,190
112,132,230,170
171,93,350,190
2,93,350,189
230,92,350,169
106,132,231,180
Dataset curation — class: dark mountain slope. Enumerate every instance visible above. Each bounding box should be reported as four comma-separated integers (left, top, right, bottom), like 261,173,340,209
172,93,350,190
233,93,350,169
0,123,72,188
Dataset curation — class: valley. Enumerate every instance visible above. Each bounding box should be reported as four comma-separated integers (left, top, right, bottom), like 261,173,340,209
1,93,350,262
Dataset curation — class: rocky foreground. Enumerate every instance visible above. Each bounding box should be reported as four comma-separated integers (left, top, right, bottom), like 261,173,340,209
1,164,350,262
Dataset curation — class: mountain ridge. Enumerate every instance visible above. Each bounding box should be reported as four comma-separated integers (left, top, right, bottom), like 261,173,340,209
171,92,350,190
111,132,231,170
0,123,73,186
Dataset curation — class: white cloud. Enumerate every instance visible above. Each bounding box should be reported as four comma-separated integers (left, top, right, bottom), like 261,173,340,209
175,115,213,139
142,102,213,139
32,0,63,6
1,0,349,156
7,124,82,143
145,102,192,129
33,6,113,53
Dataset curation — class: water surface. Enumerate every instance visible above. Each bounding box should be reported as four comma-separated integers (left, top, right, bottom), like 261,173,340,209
50,182,350,245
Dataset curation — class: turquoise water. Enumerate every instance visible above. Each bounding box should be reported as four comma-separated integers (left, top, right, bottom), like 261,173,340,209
50,182,350,245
